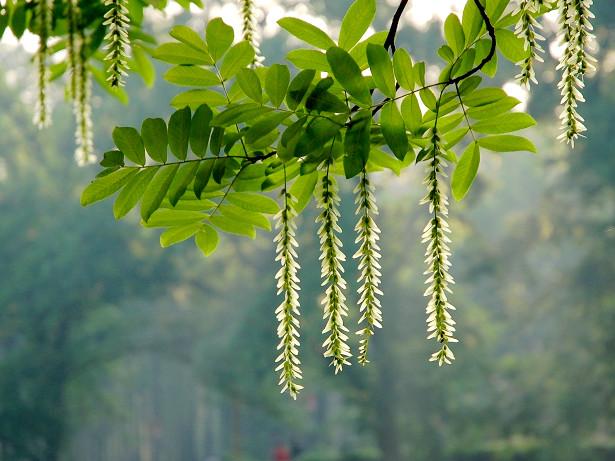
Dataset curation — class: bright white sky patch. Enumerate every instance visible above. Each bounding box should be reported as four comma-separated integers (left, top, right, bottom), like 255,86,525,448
397,0,465,30
503,80,529,112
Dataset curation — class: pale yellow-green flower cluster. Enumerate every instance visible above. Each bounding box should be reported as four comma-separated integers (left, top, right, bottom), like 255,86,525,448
421,128,457,366
73,30,95,166
103,0,131,87
273,190,303,399
240,0,262,65
354,172,382,366
317,170,351,374
34,0,53,128
513,0,545,87
556,0,596,146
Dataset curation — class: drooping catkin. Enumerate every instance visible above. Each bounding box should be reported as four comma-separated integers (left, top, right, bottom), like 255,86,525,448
73,30,95,166
273,189,303,399
513,0,545,86
103,0,130,87
317,167,351,373
556,0,595,146
34,0,53,128
66,0,79,100
239,0,262,65
353,171,383,366
420,128,457,366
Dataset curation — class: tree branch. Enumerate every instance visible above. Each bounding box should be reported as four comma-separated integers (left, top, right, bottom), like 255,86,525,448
371,0,497,116
383,0,409,53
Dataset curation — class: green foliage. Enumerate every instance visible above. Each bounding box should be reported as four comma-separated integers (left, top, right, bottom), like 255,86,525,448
75,0,589,395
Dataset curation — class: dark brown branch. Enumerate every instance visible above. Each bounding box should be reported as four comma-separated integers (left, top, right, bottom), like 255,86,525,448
371,0,497,117
383,0,409,53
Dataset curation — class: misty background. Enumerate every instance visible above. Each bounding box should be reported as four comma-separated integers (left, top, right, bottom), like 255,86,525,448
0,1,613,460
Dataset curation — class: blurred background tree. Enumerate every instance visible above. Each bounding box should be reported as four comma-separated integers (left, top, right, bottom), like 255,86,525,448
0,1,613,460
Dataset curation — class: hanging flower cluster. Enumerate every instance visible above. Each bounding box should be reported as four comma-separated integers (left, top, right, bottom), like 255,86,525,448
103,0,131,87
73,30,95,166
240,0,262,65
354,171,383,366
421,128,457,366
513,0,545,86
556,0,595,146
274,189,303,399
34,0,53,128
317,168,352,374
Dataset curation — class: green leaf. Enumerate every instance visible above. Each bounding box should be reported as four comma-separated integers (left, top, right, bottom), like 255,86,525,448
305,78,348,113
438,45,455,63
100,150,124,168
344,112,371,178
401,93,423,134
168,107,191,160
113,127,146,166
113,168,158,219
220,41,255,81
212,158,228,184
286,69,316,110
338,0,376,50
132,46,156,87
245,112,290,145
412,61,426,86
190,104,213,157
472,113,536,134
206,17,234,61
444,13,465,56
496,29,528,64
141,118,168,164
81,168,139,206
277,17,336,49
195,225,219,256
266,64,291,107
487,0,510,22
478,135,537,153
227,192,279,214
169,162,200,206
463,88,507,107
289,172,318,213
213,104,273,126
393,48,414,90
467,96,521,119
237,68,263,103
287,49,330,72
141,165,180,222
170,25,209,55
210,214,256,238
194,161,215,199
160,223,202,248
145,209,205,227
458,75,482,95
349,31,389,70
381,101,408,160
164,66,219,87
451,49,476,78
153,43,211,65
462,0,484,44
419,88,437,111
476,39,498,77
295,118,341,156
326,47,371,105
452,141,480,201
171,90,228,109
366,44,396,98
209,127,225,155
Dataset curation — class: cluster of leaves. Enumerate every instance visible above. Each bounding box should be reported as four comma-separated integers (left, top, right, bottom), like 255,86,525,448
80,0,547,397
